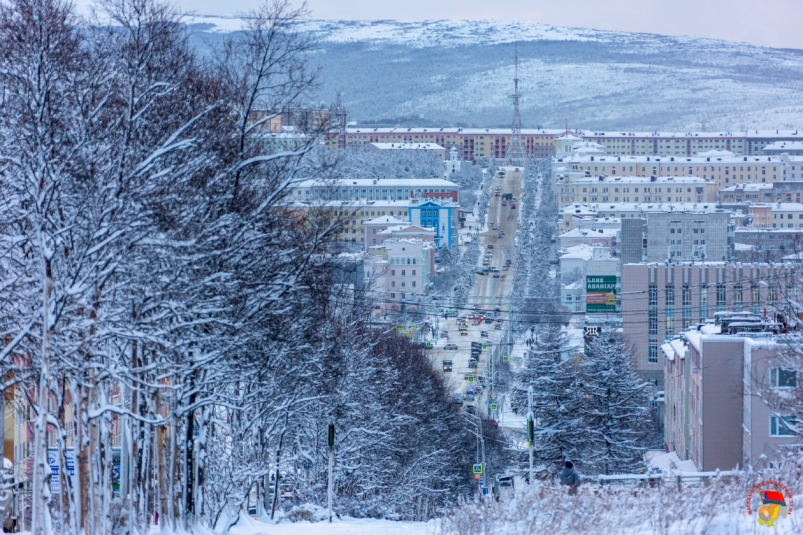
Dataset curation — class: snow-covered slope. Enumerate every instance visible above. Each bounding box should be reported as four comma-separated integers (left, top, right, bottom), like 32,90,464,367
187,17,803,131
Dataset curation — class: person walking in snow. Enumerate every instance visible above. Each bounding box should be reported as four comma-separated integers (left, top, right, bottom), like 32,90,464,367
559,461,581,496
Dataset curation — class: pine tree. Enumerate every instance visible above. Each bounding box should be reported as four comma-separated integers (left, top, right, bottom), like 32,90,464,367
513,327,585,476
579,328,652,475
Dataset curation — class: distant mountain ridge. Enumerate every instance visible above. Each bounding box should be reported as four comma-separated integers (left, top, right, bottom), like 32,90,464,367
187,17,803,131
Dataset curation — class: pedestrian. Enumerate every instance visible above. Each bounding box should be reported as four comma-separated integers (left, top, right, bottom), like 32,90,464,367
559,461,581,496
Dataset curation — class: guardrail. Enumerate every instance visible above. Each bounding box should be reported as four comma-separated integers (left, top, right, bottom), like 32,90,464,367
597,470,741,489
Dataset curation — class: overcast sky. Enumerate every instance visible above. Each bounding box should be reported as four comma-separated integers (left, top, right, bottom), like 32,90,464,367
80,0,803,49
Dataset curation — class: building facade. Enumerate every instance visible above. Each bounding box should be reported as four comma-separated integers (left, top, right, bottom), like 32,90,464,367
620,211,733,263
621,262,795,388
408,198,460,249
290,178,459,203
557,175,716,210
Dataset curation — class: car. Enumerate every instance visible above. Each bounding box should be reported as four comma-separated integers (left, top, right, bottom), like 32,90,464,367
502,265,509,271
511,203,516,209
480,331,489,337
468,359,478,368
465,390,475,401
494,323,502,330
444,344,458,350
505,259,512,265
442,360,453,372
492,268,500,278
487,244,494,249
475,269,487,275
453,393,464,405
494,307,501,313
482,260,490,266
465,405,476,415
460,329,468,336
494,191,500,196
485,317,493,324
497,233,504,239
501,201,507,206
471,342,481,349
441,331,449,338
474,385,484,393
492,224,498,230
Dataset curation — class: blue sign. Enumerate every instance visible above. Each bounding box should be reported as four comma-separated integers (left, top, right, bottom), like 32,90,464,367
482,487,489,495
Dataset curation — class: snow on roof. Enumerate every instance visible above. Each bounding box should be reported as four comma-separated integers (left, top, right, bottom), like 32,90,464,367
563,202,724,215
720,183,773,192
661,343,675,361
377,224,435,235
560,227,618,238
294,177,459,188
566,154,781,164
570,175,710,184
560,244,595,260
748,202,803,211
364,216,407,226
670,338,687,357
696,150,735,158
763,141,803,152
370,142,445,150
562,280,584,290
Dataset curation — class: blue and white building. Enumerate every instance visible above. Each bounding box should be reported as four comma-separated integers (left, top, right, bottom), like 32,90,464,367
408,198,459,249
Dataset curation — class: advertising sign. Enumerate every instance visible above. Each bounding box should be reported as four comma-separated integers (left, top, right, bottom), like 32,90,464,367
586,275,618,313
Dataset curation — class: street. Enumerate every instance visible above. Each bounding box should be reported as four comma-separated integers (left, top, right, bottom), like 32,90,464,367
431,167,524,415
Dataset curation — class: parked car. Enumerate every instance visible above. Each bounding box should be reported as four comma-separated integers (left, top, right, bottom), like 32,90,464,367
468,359,478,368
442,360,453,372
501,201,507,206
465,390,475,401
460,329,468,335
444,344,458,350
497,233,504,239
492,223,498,230
441,331,449,338
480,331,489,337
485,317,493,324
487,244,494,249
454,393,464,405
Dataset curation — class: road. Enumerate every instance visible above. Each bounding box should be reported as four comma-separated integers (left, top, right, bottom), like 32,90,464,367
430,166,524,415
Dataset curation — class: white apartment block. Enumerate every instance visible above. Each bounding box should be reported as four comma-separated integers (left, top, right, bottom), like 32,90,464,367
557,175,716,209
556,153,783,192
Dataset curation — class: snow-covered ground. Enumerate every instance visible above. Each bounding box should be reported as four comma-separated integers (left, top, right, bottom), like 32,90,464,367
227,517,435,535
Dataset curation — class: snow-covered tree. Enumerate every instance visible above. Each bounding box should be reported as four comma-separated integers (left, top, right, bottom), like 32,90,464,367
579,328,652,475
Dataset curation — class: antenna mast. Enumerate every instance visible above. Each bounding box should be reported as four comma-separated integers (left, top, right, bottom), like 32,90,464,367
507,46,526,166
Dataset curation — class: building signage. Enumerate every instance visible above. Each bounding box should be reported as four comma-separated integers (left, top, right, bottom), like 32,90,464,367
586,275,618,313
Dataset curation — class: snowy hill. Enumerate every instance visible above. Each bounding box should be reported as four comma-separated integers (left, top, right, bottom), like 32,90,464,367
187,17,803,131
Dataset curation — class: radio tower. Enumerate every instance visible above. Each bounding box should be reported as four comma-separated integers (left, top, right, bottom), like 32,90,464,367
506,49,526,167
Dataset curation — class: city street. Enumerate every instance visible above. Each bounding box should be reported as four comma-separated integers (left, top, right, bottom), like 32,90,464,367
431,167,524,414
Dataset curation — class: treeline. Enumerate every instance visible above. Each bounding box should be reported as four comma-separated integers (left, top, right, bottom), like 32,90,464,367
0,0,481,533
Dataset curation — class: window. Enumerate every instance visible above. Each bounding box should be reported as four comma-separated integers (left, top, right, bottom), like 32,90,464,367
401,270,406,276
412,269,416,276
716,284,726,312
770,368,797,388
649,344,658,364
391,270,395,276
770,415,797,437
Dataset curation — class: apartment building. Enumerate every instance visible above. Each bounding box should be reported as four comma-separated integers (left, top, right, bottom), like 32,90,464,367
557,153,783,192
363,215,435,250
763,141,803,156
290,199,411,245
621,262,795,388
367,142,447,159
557,175,715,209
662,327,801,471
329,127,803,161
561,202,723,232
734,228,803,262
365,238,435,313
289,177,459,203
558,227,619,255
620,211,733,263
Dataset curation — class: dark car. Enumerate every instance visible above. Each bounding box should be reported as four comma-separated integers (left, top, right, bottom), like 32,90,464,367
468,359,478,368
485,317,493,324
442,360,453,372
480,331,489,338
466,405,476,415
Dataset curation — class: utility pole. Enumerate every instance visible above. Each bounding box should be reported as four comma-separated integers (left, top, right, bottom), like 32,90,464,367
327,418,335,523
527,386,534,484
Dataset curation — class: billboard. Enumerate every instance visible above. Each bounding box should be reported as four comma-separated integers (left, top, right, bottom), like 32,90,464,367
586,275,617,313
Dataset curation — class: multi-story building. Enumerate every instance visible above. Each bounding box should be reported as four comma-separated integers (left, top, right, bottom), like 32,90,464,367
621,262,795,388
329,127,803,161
289,177,459,203
557,154,783,192
289,199,412,245
367,142,447,159
407,198,460,249
620,210,733,263
365,238,435,313
557,175,716,209
734,228,803,262
558,227,619,256
561,202,724,232
662,327,801,471
363,215,436,250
